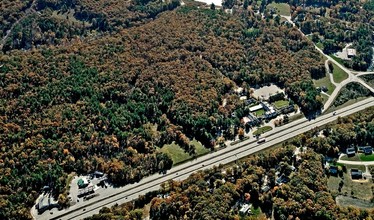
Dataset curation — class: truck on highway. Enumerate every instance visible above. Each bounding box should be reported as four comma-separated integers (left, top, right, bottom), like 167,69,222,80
257,138,266,144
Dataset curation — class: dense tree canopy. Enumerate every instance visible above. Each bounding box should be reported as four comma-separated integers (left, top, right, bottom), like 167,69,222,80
0,4,331,219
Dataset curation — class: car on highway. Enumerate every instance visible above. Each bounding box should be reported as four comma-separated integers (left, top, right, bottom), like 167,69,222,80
257,138,266,144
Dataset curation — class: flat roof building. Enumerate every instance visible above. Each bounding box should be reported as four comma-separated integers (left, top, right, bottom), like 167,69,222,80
347,48,357,58
249,104,263,112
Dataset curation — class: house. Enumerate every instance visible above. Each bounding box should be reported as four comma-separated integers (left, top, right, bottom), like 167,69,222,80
346,147,356,156
321,86,328,92
276,174,289,185
242,117,251,125
357,146,366,153
93,171,104,178
261,185,270,192
329,166,338,176
364,146,373,155
245,98,256,105
347,48,357,58
249,104,263,112
239,204,252,215
234,87,244,95
77,177,90,189
351,169,362,179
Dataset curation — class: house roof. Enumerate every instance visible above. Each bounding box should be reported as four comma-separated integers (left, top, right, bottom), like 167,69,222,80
346,148,355,154
347,48,356,56
249,104,263,112
351,169,362,176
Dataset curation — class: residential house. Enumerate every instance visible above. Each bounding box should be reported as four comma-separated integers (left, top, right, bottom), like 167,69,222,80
346,147,356,156
347,48,357,58
239,204,252,215
364,146,373,155
351,169,362,179
329,166,338,176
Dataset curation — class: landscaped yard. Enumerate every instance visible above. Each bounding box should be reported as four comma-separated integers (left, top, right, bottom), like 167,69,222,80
254,109,265,116
313,75,336,95
273,100,289,108
328,171,373,201
359,154,374,161
159,140,210,165
253,126,273,136
316,42,324,50
340,153,374,162
266,2,290,16
332,63,348,83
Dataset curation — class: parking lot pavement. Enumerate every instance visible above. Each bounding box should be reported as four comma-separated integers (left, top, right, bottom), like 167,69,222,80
36,174,112,219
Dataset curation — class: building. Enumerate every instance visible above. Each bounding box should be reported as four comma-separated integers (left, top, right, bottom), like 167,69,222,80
249,104,263,112
347,48,357,58
351,169,362,179
93,171,104,178
78,185,95,197
239,204,252,215
329,166,338,176
346,147,355,156
77,177,90,188
262,102,277,119
364,146,373,155
234,87,244,95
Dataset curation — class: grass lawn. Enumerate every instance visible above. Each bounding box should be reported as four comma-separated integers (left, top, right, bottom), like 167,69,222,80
159,140,210,165
267,2,290,16
328,172,373,201
331,55,345,66
251,206,262,216
332,63,348,83
253,126,273,136
316,42,324,50
313,75,335,95
321,93,329,104
273,100,289,108
359,154,374,161
254,109,265,117
288,113,303,123
324,96,369,114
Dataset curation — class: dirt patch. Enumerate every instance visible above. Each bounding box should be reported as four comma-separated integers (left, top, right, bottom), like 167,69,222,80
336,195,374,209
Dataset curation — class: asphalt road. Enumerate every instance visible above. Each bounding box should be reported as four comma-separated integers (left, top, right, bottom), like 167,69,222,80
36,97,374,220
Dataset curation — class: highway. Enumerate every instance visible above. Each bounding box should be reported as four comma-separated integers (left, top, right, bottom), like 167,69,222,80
38,96,374,220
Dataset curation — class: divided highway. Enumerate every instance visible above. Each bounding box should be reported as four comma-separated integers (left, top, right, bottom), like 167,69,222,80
41,97,374,220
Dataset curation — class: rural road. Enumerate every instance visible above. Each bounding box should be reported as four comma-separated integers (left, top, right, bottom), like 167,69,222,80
0,0,36,51
279,15,374,112
35,97,374,220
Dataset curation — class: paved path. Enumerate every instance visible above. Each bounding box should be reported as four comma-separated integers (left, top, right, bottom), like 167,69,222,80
356,71,374,76
325,59,338,86
33,97,374,220
337,159,374,166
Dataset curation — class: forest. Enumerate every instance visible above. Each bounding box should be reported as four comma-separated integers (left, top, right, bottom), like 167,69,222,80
0,2,345,219
87,107,374,220
1,0,180,51
279,0,374,70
